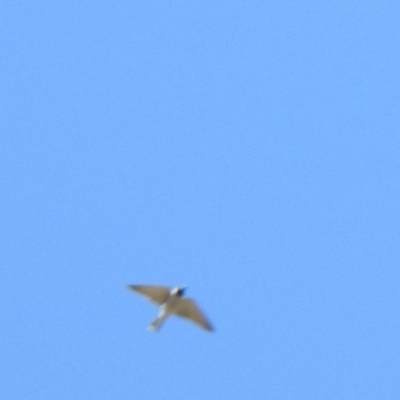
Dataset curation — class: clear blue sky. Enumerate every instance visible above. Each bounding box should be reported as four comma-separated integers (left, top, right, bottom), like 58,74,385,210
1,2,399,399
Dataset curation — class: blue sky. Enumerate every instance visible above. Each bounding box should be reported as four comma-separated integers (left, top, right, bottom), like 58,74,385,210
1,1,399,399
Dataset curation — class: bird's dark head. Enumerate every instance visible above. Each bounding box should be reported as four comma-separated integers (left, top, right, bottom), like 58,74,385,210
174,286,186,297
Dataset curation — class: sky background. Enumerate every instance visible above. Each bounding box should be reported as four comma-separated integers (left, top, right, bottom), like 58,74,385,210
1,1,400,399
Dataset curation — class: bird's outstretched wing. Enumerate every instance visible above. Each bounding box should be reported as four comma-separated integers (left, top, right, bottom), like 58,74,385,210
175,298,214,332
128,285,170,305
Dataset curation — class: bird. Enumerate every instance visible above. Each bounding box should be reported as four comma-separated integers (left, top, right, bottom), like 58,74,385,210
127,284,214,332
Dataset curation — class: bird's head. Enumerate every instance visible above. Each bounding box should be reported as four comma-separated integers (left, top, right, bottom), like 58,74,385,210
172,286,186,297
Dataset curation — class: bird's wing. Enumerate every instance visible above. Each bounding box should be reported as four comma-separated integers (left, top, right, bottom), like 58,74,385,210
174,298,214,332
127,285,171,305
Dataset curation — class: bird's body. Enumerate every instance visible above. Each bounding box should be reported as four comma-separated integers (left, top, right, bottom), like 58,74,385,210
128,285,213,332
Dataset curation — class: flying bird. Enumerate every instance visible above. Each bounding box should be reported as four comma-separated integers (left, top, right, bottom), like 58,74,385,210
127,285,214,332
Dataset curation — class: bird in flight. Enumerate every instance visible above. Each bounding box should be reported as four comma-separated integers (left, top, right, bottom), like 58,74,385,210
127,285,214,332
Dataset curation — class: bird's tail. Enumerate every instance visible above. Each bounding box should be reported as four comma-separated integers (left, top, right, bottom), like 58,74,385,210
148,317,163,332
